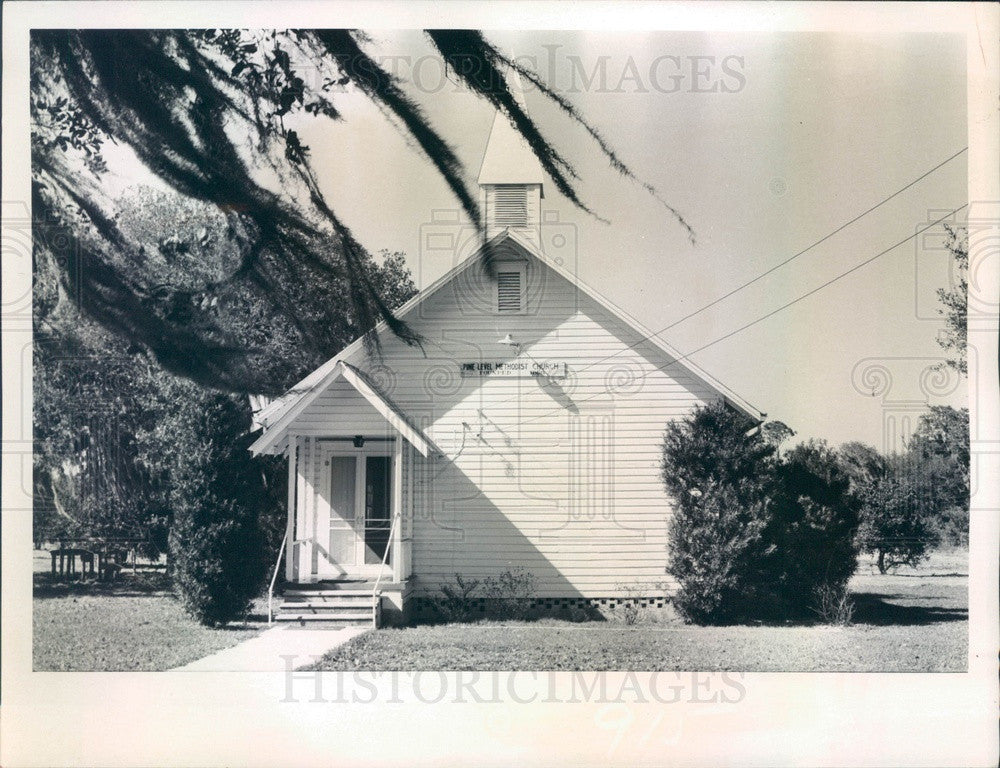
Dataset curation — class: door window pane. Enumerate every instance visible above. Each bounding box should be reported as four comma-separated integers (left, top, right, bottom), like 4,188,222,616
364,456,392,565
328,456,357,566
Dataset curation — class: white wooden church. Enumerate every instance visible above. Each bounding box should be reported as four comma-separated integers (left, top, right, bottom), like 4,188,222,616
250,98,764,625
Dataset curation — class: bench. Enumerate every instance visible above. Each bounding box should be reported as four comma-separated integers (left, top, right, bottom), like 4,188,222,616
99,561,123,581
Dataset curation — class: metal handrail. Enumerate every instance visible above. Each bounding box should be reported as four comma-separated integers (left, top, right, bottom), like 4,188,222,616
370,511,401,628
267,530,289,624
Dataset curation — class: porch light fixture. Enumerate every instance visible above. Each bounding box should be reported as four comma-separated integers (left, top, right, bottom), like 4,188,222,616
353,435,365,448
498,333,552,378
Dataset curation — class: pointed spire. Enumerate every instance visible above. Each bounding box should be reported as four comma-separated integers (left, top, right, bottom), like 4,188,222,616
476,69,545,189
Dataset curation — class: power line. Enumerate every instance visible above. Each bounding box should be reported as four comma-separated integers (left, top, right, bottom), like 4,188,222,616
470,146,967,417
514,202,968,427
577,146,968,377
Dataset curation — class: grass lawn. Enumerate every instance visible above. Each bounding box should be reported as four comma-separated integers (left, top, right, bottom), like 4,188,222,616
309,551,968,673
33,564,266,672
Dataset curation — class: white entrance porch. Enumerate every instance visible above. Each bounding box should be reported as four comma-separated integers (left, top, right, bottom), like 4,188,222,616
253,360,440,623
275,433,416,625
291,438,402,584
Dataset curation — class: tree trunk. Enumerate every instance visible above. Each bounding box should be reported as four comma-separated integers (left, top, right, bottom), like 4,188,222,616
877,549,887,574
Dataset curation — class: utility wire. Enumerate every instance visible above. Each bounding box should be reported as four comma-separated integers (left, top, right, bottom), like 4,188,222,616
515,202,968,427
574,146,969,378
469,147,967,417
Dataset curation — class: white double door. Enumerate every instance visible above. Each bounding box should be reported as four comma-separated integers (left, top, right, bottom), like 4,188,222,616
314,445,393,579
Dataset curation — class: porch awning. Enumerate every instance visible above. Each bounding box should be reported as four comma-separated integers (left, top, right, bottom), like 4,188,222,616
248,361,440,458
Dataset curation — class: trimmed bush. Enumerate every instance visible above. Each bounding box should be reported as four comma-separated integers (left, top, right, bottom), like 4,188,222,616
767,440,861,615
167,393,268,626
662,403,861,624
661,402,779,624
170,507,264,626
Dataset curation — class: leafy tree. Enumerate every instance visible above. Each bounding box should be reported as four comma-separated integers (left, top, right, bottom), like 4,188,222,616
933,224,968,376
856,465,940,573
906,406,969,545
33,244,173,551
837,441,889,500
849,406,968,569
761,420,795,451
908,406,969,492
31,29,687,392
109,186,416,392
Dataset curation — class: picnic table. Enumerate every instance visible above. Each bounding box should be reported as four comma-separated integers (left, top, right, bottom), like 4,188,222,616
49,540,143,580
50,547,96,577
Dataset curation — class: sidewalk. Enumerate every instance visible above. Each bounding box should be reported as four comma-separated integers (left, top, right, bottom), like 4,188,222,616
171,624,368,671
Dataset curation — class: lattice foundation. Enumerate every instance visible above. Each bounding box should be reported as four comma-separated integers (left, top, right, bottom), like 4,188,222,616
408,595,672,621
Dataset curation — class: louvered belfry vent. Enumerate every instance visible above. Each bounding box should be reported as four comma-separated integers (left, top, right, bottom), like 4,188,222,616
491,185,529,229
497,270,522,312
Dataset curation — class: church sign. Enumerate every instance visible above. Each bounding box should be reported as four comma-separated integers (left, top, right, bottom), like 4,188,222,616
459,360,567,379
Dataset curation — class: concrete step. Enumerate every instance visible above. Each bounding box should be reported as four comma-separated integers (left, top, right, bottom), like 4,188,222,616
282,589,386,597
282,591,375,603
278,602,372,614
275,612,373,624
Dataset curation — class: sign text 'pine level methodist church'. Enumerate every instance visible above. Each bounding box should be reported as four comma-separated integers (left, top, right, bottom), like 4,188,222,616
459,361,568,378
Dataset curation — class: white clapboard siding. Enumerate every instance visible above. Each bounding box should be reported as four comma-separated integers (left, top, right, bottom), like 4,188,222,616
295,378,397,439
315,242,720,599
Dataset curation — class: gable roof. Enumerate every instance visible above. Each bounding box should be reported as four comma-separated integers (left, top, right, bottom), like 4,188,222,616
250,229,765,455
249,360,440,457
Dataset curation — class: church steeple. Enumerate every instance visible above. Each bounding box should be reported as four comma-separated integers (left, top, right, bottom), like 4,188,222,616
477,74,545,248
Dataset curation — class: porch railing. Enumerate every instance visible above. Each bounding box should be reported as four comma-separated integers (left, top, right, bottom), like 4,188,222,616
370,511,401,629
267,531,289,625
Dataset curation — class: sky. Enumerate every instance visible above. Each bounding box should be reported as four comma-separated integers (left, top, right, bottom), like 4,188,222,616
93,29,970,451
289,29,968,450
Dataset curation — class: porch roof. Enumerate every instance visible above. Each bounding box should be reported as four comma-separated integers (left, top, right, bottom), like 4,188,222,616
248,360,440,458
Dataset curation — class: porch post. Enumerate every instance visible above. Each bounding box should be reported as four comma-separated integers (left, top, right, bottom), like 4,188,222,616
302,436,316,581
392,437,404,582
285,435,298,582
403,441,413,579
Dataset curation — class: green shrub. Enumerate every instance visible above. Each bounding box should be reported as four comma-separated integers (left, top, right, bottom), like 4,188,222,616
767,440,861,614
481,567,536,621
662,402,779,624
662,404,861,624
435,567,537,622
437,573,482,623
169,508,263,626
665,482,778,624
167,394,269,626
